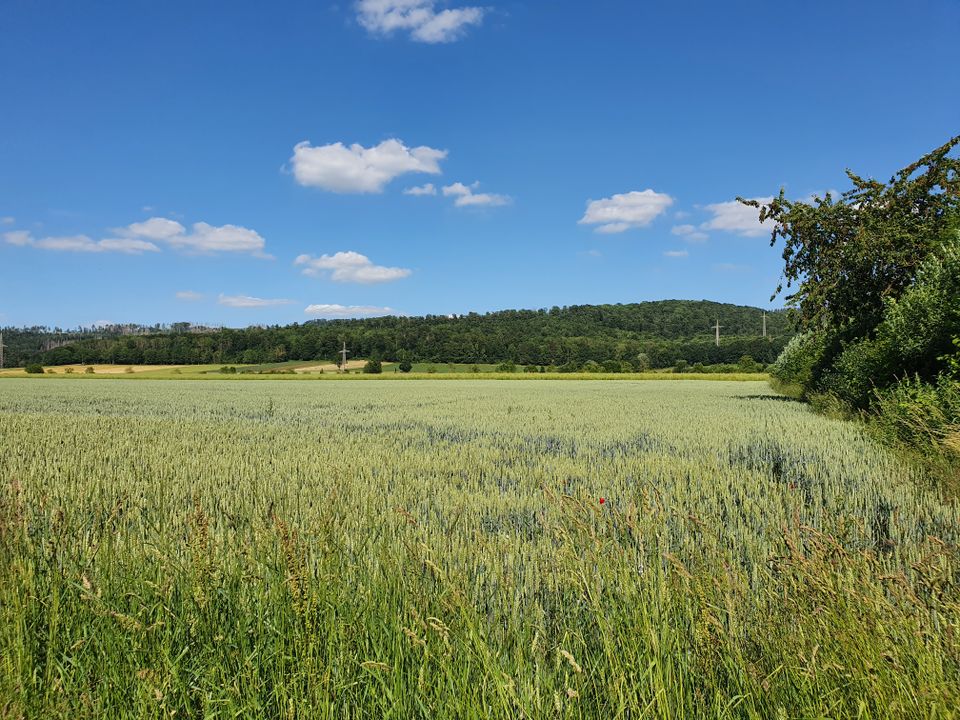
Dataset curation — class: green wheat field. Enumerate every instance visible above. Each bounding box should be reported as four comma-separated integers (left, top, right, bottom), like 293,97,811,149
1,379,958,718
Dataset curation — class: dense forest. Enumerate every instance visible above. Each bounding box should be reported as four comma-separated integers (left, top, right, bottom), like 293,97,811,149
5,300,791,369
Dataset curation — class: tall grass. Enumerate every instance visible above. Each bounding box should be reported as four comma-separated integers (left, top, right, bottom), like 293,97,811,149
1,379,957,718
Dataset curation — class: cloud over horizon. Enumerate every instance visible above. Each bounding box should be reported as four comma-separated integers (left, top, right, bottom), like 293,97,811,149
218,294,296,308
304,303,396,318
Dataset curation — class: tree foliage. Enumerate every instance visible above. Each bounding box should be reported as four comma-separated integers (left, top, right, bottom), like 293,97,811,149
25,300,790,369
743,135,959,339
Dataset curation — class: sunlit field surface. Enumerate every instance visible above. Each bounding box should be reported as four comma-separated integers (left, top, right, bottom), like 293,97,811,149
1,379,958,718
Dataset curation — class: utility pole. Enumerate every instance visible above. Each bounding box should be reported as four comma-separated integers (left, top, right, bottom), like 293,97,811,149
712,319,722,347
762,312,767,338
339,340,349,373
0,331,5,370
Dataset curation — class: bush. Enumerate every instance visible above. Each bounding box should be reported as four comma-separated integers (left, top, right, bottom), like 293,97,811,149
398,361,413,373
634,353,651,372
523,365,539,373
219,366,238,374
85,366,95,374
738,355,760,373
496,362,517,373
25,364,44,374
580,360,602,373
64,367,75,374
363,358,383,374
673,360,688,374
769,332,826,391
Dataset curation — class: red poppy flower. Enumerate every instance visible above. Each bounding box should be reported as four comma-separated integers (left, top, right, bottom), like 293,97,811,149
599,498,606,505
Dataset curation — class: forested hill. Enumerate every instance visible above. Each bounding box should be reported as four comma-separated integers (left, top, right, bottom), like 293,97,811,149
20,300,793,369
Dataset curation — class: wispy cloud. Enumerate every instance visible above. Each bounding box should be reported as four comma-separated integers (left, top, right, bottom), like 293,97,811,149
121,218,271,257
442,181,510,207
218,294,295,308
295,251,412,284
670,224,708,242
4,230,160,254
579,190,674,233
290,138,446,193
175,290,205,301
403,183,437,196
0,216,14,225
304,303,396,318
5,216,271,258
356,0,487,43
663,249,689,258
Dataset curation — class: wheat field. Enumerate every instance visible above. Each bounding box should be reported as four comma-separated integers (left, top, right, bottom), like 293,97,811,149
1,379,957,718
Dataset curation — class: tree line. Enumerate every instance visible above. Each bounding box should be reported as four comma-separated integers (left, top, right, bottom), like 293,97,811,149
14,300,790,369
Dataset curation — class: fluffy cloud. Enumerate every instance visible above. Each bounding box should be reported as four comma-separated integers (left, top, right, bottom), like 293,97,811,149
0,216,14,225
701,198,775,237
290,139,446,193
123,217,185,240
304,303,396,318
295,251,412,284
403,183,437,196
217,294,295,308
121,218,271,257
579,190,674,233
671,224,709,242
4,231,159,254
442,181,510,207
5,216,270,257
356,0,486,43
663,249,689,258
175,290,204,301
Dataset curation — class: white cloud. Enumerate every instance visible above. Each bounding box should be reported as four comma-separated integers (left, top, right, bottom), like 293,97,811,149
304,303,396,318
714,262,750,272
663,249,689,258
671,224,709,242
295,251,412,284
122,217,270,257
356,0,486,43
290,139,446,193
175,290,205,301
0,216,14,225
403,183,437,196
4,231,159,254
6,216,270,258
579,190,674,233
701,197,775,237
442,181,510,207
217,294,295,308
123,217,185,240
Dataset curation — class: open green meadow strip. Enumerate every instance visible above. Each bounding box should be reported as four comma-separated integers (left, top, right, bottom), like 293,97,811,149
1,379,958,718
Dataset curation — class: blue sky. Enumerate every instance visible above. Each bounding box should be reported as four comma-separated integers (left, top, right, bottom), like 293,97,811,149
1,0,957,328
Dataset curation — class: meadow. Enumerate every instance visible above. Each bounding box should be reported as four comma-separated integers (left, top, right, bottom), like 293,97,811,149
1,379,958,718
